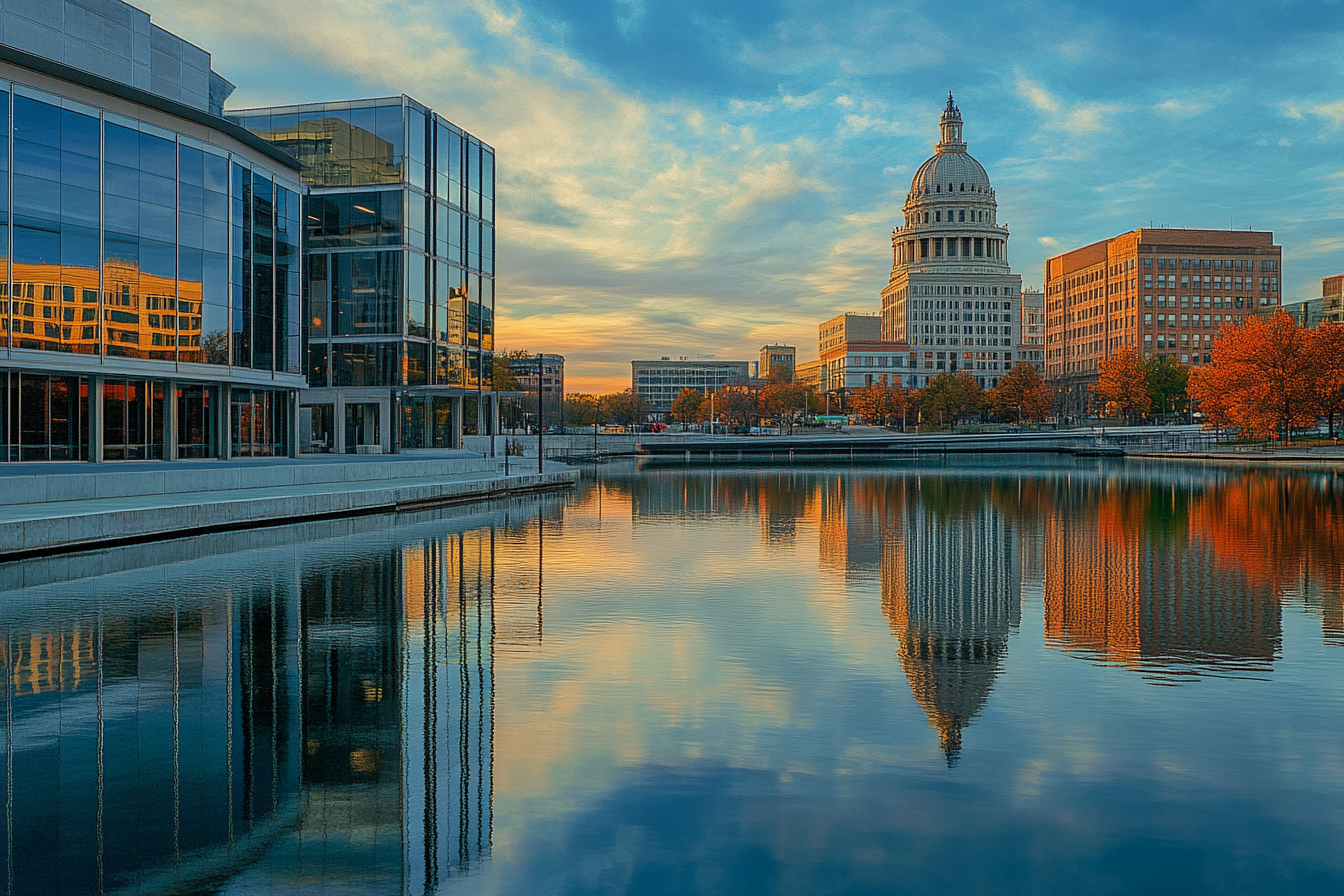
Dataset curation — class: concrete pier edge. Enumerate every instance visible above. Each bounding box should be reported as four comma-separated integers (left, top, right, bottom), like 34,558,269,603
1,464,578,562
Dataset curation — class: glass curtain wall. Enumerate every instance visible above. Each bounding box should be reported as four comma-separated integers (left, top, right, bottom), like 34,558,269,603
0,80,303,461
231,388,289,457
234,98,495,392
1,371,89,461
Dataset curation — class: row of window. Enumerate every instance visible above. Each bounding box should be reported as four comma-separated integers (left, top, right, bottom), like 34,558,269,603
304,341,493,388
1147,257,1276,271
1147,294,1255,308
912,310,1012,322
911,295,1014,306
1146,274,1276,291
916,324,1008,335
1145,313,1246,328
910,208,993,226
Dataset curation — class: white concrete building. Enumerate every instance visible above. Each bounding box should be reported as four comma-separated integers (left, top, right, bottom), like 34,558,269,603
880,94,1023,389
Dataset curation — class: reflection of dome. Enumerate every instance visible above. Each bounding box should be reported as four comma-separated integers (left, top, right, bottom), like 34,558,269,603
881,487,1021,766
895,630,1009,766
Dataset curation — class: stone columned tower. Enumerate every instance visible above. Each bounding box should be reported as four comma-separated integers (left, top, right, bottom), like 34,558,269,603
881,94,1024,389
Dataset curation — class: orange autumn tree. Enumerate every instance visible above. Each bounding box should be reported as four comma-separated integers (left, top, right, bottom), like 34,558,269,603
1092,345,1150,422
989,362,1053,422
1188,309,1316,439
1307,320,1344,439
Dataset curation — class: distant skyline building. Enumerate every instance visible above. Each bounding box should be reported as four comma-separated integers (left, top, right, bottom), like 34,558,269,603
504,350,564,430
1043,228,1283,410
759,343,796,381
819,312,881,356
820,338,913,392
1289,274,1344,328
1017,288,1045,373
880,94,1023,389
631,358,749,416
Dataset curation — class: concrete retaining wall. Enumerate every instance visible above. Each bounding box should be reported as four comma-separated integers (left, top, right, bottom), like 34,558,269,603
1,456,500,505
1,466,578,558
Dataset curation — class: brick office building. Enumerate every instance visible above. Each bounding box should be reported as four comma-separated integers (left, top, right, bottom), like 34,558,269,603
1044,228,1282,413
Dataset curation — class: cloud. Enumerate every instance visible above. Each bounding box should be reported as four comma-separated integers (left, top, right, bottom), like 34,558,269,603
137,0,1344,393
1014,75,1123,138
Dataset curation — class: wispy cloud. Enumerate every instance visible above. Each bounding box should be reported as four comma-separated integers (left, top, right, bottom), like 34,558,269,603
141,0,1344,391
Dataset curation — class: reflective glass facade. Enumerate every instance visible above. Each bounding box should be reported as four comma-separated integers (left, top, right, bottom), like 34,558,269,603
0,68,305,461
232,97,495,393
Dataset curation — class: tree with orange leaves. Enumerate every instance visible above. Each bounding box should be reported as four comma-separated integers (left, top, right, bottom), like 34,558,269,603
1307,320,1344,439
1188,309,1316,439
1091,345,1150,423
990,362,1053,423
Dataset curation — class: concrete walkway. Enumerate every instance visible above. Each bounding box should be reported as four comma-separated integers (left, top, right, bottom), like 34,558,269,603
0,453,578,559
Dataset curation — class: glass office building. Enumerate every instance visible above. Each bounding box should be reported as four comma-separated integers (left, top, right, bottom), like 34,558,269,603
231,96,498,453
0,29,306,462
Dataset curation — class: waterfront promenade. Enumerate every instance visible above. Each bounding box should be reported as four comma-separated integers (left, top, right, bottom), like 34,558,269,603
0,452,578,559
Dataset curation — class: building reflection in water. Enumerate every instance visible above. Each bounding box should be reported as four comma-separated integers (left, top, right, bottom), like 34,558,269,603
0,504,546,894
881,477,1022,765
1043,478,1282,675
613,463,1343,761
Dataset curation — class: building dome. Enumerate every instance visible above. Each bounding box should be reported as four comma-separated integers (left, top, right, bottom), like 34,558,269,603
907,92,993,202
909,152,992,198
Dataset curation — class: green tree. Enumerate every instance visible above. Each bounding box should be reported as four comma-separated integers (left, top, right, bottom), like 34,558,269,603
918,371,984,427
669,388,707,424
1142,355,1190,419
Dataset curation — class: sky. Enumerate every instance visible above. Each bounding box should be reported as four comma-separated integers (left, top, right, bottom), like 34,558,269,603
143,0,1344,394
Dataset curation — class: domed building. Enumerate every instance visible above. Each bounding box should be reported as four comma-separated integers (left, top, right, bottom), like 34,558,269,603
881,94,1024,388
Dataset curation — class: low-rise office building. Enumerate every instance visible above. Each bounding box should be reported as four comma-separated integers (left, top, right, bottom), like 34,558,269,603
233,95,498,453
794,358,824,391
820,313,881,354
0,0,306,462
820,340,915,392
632,358,749,416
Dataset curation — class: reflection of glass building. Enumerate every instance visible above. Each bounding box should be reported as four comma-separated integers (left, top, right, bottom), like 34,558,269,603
881,480,1021,765
1,507,517,892
232,97,498,454
0,2,306,461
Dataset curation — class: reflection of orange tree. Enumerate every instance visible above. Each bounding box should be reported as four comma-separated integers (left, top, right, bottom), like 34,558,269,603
1187,472,1344,591
1045,476,1288,669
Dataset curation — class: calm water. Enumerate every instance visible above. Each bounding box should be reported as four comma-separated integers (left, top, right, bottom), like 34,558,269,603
3,457,1343,895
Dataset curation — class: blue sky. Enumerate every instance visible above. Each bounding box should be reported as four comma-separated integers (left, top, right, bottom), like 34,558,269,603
147,0,1344,392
